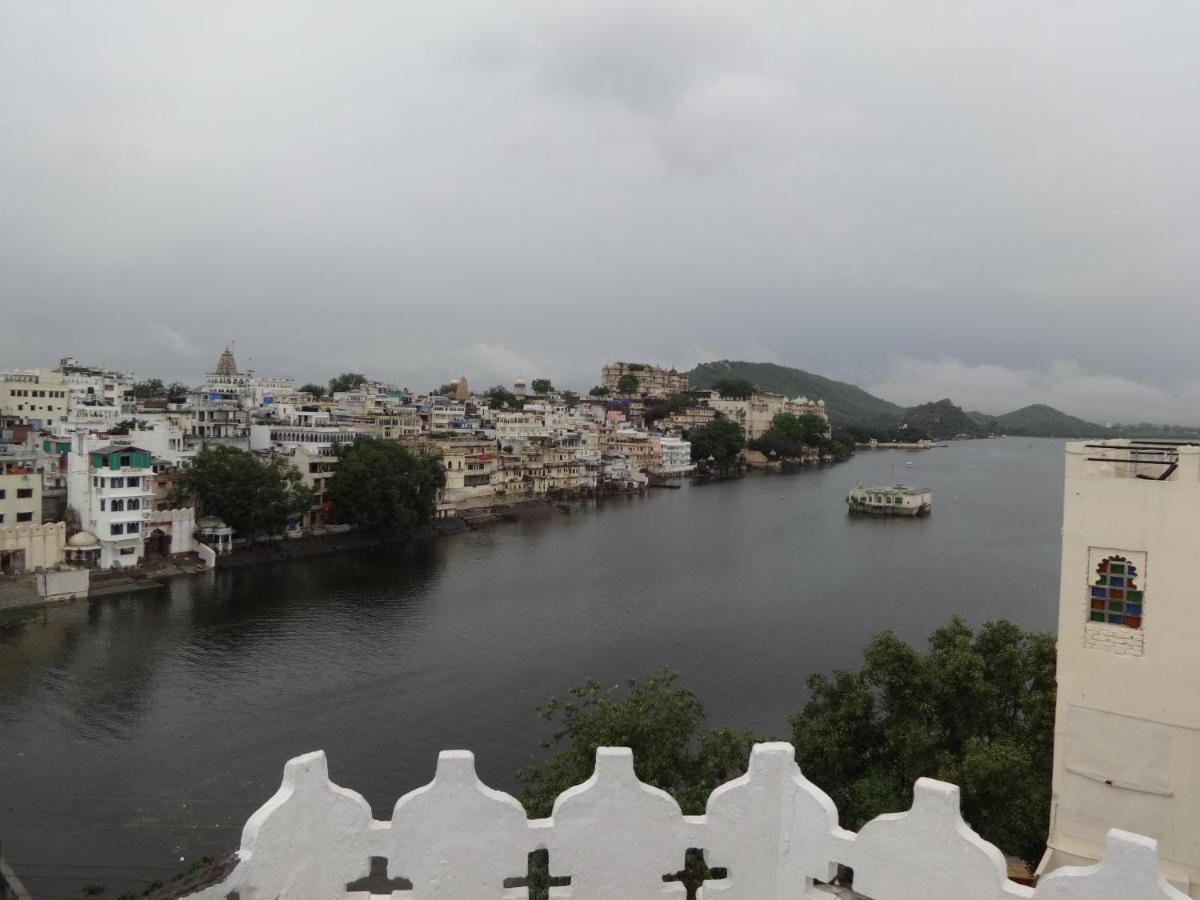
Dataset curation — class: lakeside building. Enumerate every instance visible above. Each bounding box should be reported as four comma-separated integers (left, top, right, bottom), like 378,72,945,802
656,435,695,475
707,391,829,441
66,436,154,569
601,362,689,398
1039,440,1200,897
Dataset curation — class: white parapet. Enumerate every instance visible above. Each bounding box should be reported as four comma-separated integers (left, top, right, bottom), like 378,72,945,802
182,742,1185,900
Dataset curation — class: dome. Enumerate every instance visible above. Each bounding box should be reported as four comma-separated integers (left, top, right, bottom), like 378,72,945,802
514,375,526,386
68,531,99,548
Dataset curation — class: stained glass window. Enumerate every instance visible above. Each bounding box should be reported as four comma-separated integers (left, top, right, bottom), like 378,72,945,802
1089,555,1142,628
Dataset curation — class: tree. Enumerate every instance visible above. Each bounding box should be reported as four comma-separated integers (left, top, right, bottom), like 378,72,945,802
531,378,554,395
165,381,189,398
517,669,763,898
749,412,831,459
299,383,326,399
132,378,165,399
687,418,745,475
790,617,1056,866
616,373,640,395
327,437,445,532
711,377,755,398
328,372,368,394
643,394,691,425
483,385,520,409
179,446,312,541
434,383,458,397
588,385,609,397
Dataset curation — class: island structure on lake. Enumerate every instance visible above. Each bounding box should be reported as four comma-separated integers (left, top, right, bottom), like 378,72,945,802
846,482,932,517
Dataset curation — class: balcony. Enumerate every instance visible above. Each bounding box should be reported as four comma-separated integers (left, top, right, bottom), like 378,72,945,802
184,742,1179,900
1071,441,1200,482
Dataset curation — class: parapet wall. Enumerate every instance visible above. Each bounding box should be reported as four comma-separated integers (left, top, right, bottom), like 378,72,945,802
186,742,1185,900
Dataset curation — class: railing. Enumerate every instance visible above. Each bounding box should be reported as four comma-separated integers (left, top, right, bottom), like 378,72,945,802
185,743,1185,900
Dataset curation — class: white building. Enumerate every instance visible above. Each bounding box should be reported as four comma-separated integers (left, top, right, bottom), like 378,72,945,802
1039,441,1200,896
66,436,154,568
0,368,70,428
656,436,695,475
56,357,136,415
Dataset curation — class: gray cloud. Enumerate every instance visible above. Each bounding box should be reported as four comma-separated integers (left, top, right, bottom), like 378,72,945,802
2,1,1198,421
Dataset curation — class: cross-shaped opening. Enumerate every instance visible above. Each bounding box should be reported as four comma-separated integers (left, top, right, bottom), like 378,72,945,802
345,856,413,894
503,848,571,900
663,848,727,900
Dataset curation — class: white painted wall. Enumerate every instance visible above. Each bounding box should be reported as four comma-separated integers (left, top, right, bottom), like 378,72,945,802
1042,443,1200,896
184,742,1183,900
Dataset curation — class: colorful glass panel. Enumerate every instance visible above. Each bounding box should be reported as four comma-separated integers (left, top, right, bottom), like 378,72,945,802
1088,555,1143,630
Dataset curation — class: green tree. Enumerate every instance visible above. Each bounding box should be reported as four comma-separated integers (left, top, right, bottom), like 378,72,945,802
109,419,149,435
165,381,189,398
299,383,326,399
711,377,755,398
588,385,609,397
643,394,691,425
517,670,762,899
531,378,554,395
483,385,520,409
616,373,640,394
687,417,745,475
434,383,458,397
749,413,831,459
179,446,312,541
132,378,165,399
327,437,445,532
328,372,368,394
790,617,1056,866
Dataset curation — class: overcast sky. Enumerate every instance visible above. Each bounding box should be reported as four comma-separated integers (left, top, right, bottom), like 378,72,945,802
3,1,1198,423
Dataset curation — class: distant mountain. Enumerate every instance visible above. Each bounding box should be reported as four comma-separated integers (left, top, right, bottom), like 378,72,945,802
990,404,1109,438
685,360,904,427
685,360,1113,439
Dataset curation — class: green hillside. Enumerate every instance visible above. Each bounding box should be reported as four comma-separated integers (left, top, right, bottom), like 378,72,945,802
686,360,904,427
991,404,1109,437
902,399,988,438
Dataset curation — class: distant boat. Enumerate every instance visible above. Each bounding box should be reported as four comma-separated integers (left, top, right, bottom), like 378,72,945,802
906,461,914,468
847,482,932,517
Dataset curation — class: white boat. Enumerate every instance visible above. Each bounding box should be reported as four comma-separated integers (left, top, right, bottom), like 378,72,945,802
846,482,932,517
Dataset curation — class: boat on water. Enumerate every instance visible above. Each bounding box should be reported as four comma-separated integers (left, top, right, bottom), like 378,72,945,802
846,481,932,517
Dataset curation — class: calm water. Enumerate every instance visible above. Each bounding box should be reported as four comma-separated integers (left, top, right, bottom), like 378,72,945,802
0,438,1066,895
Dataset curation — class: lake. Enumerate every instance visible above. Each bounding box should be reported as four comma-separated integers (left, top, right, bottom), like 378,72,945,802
0,437,1066,895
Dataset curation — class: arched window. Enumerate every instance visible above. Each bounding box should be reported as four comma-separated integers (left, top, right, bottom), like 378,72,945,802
1089,555,1143,628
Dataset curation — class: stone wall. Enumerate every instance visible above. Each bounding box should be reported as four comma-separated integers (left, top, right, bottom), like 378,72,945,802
185,742,1186,900
0,521,65,572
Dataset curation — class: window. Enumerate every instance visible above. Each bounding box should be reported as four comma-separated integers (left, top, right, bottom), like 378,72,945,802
0,490,5,500
119,455,131,467
16,512,32,522
119,547,136,555
100,499,106,511
127,477,140,487
1090,556,1143,628
17,488,33,499
127,521,139,533
0,514,4,523
128,498,140,510
110,523,124,535
111,477,124,488
111,499,124,512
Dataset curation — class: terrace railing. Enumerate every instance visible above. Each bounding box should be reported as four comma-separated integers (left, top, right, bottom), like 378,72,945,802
187,742,1184,900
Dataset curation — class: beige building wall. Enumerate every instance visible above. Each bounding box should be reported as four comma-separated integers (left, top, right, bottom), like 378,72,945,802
0,369,69,425
0,471,42,526
0,521,65,573
1040,441,1200,897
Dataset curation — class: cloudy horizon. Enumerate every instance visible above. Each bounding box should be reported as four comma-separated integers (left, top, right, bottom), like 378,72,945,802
3,2,1198,423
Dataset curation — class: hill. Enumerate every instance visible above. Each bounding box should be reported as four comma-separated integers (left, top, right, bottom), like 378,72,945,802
990,404,1109,438
686,360,904,427
901,399,988,439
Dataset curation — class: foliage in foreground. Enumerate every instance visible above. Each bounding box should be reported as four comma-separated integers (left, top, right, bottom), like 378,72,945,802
791,616,1056,866
520,617,1056,877
517,668,763,819
327,437,445,532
